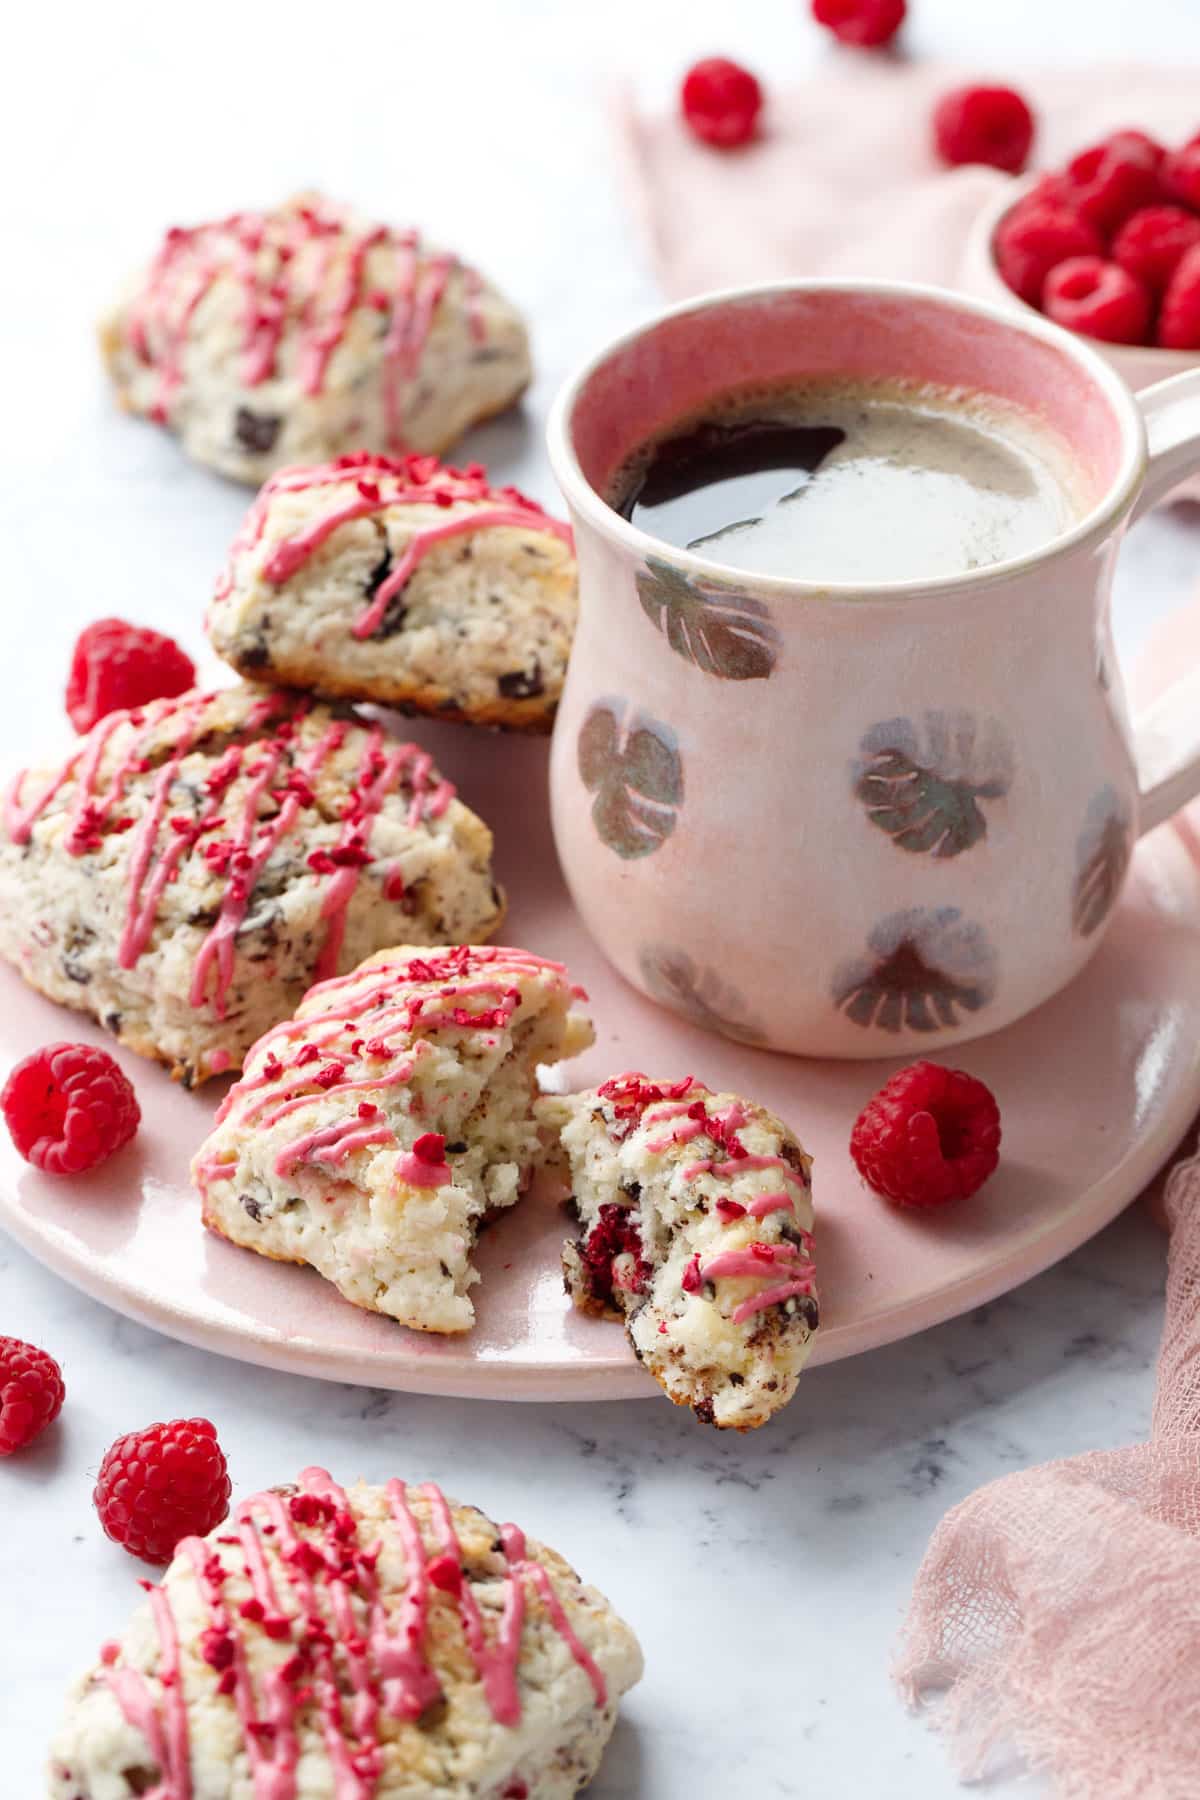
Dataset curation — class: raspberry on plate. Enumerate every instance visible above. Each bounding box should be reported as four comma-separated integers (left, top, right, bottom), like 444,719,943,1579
1044,255,1152,345
850,1062,1001,1211
1112,205,1200,293
680,57,763,149
1065,135,1162,232
93,1417,231,1564
994,201,1105,306
0,1336,65,1454
66,617,195,734
1,1042,140,1175
811,0,906,49
1159,243,1200,349
933,84,1036,175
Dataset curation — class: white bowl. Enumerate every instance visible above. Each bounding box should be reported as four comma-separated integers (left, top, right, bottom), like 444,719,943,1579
963,174,1199,395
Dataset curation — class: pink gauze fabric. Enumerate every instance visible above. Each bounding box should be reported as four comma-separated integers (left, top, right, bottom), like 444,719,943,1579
893,1150,1200,1799
617,61,1200,298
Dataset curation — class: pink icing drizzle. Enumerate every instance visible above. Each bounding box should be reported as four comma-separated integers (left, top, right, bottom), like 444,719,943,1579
394,1147,453,1188
195,948,576,1195
299,226,387,395
106,1585,193,1800
500,1524,607,1709
213,452,572,642
745,1192,795,1218
598,1076,816,1330
98,1465,606,1799
730,1279,815,1325
274,1121,394,1178
124,200,487,444
4,689,456,1038
119,697,212,969
189,714,340,1015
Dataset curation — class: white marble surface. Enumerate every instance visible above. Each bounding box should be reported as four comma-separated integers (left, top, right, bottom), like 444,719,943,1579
3,0,1200,1792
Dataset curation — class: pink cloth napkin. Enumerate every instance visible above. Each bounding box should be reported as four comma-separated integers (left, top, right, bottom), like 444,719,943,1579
618,60,1200,1799
618,62,1200,298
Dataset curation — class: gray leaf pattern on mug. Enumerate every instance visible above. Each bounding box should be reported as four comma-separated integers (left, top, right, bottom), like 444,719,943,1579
1072,785,1132,937
638,944,767,1046
854,712,1014,858
635,556,780,681
577,700,683,860
833,906,997,1033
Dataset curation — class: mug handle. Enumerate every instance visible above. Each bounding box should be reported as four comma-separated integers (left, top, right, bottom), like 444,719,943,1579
1130,370,1200,834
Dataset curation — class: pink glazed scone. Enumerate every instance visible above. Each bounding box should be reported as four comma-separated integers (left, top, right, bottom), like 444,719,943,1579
192,945,594,1332
49,1466,643,1799
540,1074,818,1429
208,453,577,732
99,193,532,483
0,686,503,1084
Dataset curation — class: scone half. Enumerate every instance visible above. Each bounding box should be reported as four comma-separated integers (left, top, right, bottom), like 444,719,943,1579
541,1073,818,1429
193,944,594,1332
208,453,577,731
49,1466,643,1799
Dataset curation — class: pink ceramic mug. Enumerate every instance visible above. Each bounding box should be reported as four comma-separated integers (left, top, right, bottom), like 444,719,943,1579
546,280,1200,1059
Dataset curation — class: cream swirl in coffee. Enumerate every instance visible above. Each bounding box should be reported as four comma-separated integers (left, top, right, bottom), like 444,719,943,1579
613,379,1084,583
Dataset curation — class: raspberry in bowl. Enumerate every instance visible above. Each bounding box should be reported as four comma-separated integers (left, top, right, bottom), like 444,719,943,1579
964,129,1200,396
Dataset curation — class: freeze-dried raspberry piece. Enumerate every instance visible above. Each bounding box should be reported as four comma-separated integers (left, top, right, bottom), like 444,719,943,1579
994,202,1104,306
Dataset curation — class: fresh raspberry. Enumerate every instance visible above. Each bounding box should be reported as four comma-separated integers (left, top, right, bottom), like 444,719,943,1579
1012,171,1078,212
1112,205,1200,293
811,0,905,49
1064,136,1162,232
1105,128,1166,171
0,1337,65,1454
993,201,1104,306
850,1062,1001,1211
680,58,763,149
66,618,195,734
933,85,1035,175
94,1417,231,1564
1043,256,1152,344
2,1042,140,1175
1158,243,1200,349
1161,141,1200,213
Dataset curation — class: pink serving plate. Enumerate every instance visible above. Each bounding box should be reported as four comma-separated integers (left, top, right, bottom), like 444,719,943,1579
2,716,1199,1403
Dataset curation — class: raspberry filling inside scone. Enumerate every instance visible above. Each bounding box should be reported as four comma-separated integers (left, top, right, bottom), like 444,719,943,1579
540,1074,818,1431
207,452,577,731
49,1466,643,1800
98,193,532,484
192,945,594,1333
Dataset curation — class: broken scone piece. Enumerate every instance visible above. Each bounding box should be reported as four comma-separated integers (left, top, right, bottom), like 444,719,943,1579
193,944,594,1332
99,192,532,483
209,452,577,731
0,685,503,1084
541,1074,818,1430
49,1465,643,1800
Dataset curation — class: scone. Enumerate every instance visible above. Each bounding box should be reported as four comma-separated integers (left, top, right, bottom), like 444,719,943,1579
48,1465,643,1799
0,686,503,1085
540,1074,818,1430
192,944,593,1332
208,453,577,731
99,193,531,484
